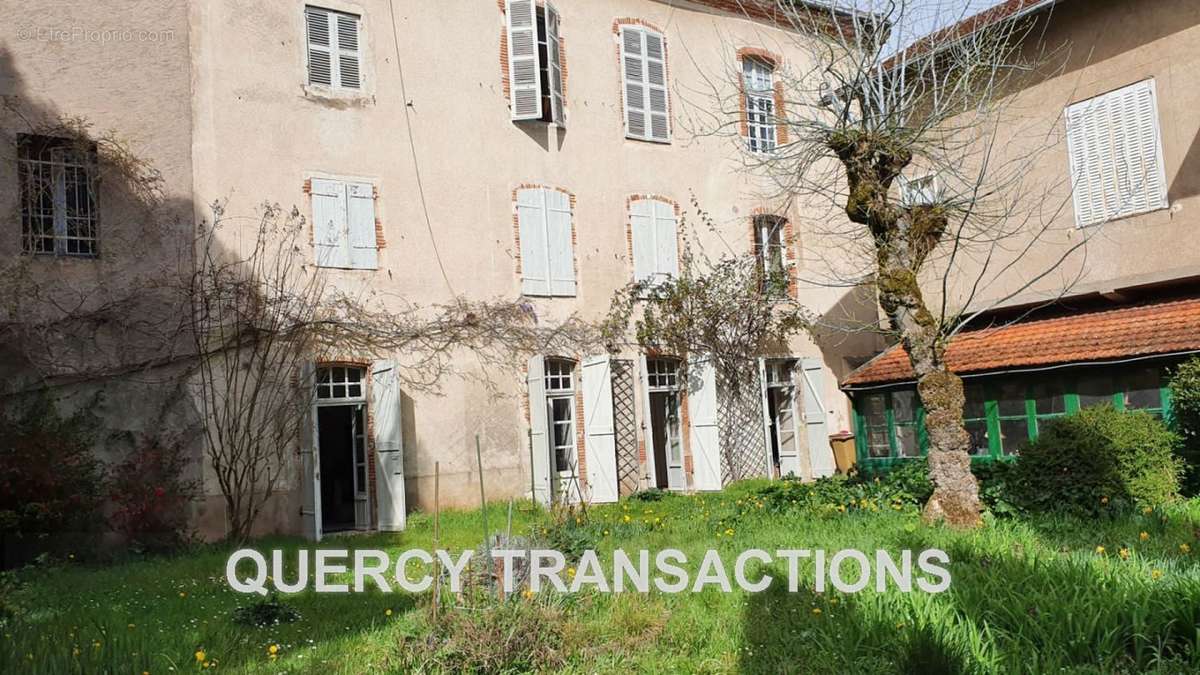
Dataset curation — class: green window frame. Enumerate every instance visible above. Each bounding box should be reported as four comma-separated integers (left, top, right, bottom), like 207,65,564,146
852,361,1177,466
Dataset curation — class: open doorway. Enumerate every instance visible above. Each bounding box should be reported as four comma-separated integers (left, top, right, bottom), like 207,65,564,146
764,359,802,478
645,358,685,490
316,367,370,533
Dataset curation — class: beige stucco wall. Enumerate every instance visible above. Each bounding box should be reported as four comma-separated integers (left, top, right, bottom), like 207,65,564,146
930,0,1200,313
183,0,878,532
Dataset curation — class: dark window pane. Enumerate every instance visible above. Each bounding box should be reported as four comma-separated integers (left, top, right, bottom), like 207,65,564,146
996,381,1026,417
863,394,886,425
1078,374,1116,409
896,426,920,457
1032,381,1066,415
1124,368,1162,410
999,418,1029,455
892,390,916,423
965,420,990,455
963,383,986,419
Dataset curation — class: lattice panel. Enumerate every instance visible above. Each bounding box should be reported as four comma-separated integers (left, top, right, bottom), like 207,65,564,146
610,358,641,496
716,365,770,485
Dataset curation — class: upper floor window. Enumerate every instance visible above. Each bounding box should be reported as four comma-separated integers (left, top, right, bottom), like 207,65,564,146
310,177,378,270
305,5,362,90
743,58,775,153
619,25,670,143
753,214,788,296
505,0,564,126
18,134,98,257
1065,79,1167,227
629,198,678,288
516,187,575,297
898,174,939,207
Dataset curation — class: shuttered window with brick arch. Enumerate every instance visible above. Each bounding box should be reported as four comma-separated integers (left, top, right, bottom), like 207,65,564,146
1065,79,1167,227
517,187,576,296
620,26,670,142
305,6,362,90
311,177,378,270
629,198,678,286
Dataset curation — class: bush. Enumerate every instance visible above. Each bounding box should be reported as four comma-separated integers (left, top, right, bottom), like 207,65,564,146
1012,406,1182,515
1168,356,1200,494
0,396,106,566
108,432,198,553
398,599,566,673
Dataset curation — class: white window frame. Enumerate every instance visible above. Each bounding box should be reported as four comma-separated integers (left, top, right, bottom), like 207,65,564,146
743,57,776,153
898,173,939,207
304,5,363,91
1065,79,1168,228
18,135,98,257
544,358,577,479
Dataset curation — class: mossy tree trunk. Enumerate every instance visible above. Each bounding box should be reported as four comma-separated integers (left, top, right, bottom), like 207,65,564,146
830,131,982,528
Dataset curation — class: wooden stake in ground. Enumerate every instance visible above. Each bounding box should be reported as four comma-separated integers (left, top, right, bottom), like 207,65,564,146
432,461,441,621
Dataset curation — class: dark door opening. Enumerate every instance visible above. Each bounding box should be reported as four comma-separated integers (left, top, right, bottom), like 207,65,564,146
766,390,782,477
318,405,358,533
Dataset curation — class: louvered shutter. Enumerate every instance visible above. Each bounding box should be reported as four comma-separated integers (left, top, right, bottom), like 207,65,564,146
643,31,670,141
517,188,550,295
311,178,349,268
506,0,542,121
305,7,333,87
544,188,576,296
1065,79,1166,227
652,199,678,277
546,3,565,127
620,27,647,139
346,182,377,270
335,12,361,89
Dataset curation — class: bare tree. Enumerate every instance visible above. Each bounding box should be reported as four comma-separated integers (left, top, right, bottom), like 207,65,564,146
190,202,600,541
681,1,1095,527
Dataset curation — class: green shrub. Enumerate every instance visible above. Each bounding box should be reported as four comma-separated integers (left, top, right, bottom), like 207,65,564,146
1012,406,1182,515
1167,356,1200,494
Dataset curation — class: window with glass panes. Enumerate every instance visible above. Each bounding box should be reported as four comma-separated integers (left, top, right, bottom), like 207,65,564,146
853,361,1176,464
544,359,577,476
742,58,776,153
317,366,365,400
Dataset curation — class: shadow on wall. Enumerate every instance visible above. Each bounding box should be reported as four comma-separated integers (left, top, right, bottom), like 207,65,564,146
809,282,887,385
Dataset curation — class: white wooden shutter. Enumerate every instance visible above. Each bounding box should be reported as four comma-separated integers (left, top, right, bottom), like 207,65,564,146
334,12,361,89
756,358,774,478
506,0,541,121
1066,79,1166,227
546,3,565,127
638,354,656,486
799,358,834,478
517,188,550,295
372,360,406,531
581,356,618,503
311,178,349,268
299,361,322,541
687,356,722,490
652,199,678,277
527,355,552,505
305,7,334,87
643,31,670,142
346,181,378,270
629,199,656,284
544,189,576,296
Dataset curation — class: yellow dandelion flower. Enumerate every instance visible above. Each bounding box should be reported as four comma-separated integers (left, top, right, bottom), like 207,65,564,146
268,644,279,655
179,592,187,598
811,607,822,615
725,528,734,536
623,515,631,523
1181,543,1191,554
1143,506,1154,515
1119,548,1130,560
195,650,206,663
522,589,534,599
1151,569,1163,580
567,567,576,577
1140,531,1150,541
1095,546,1105,555
385,608,392,616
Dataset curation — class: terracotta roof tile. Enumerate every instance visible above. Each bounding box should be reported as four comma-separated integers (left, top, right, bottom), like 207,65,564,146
843,296,1200,387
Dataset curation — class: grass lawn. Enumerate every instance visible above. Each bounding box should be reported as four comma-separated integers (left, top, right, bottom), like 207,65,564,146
3,481,1200,674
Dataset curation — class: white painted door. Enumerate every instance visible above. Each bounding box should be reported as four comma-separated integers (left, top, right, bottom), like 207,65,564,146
581,356,619,503
800,358,835,478
372,360,406,531
300,362,322,541
775,387,802,477
663,392,685,490
688,357,722,491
